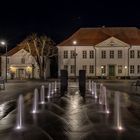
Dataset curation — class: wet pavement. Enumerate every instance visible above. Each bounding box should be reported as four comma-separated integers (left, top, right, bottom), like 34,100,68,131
0,80,140,140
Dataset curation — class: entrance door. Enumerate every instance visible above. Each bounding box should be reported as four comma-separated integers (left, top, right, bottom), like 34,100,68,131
17,69,25,79
109,65,115,76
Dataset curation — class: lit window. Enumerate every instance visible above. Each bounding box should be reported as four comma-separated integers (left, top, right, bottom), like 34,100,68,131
89,50,94,58
118,65,122,73
130,65,134,74
64,51,68,58
89,65,94,73
110,50,114,59
101,50,106,59
82,51,87,59
130,50,135,58
101,65,106,74
118,50,122,58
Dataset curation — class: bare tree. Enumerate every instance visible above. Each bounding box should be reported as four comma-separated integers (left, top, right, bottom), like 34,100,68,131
18,33,57,79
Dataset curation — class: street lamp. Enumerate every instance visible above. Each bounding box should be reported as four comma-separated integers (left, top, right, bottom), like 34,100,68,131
0,41,8,82
124,66,127,79
101,66,104,79
73,40,77,81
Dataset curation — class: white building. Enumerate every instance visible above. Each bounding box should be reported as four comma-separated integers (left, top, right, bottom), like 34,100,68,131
1,45,50,80
57,27,140,78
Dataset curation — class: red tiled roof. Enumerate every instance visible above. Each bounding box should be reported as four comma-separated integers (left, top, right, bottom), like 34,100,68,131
58,27,140,46
6,45,25,56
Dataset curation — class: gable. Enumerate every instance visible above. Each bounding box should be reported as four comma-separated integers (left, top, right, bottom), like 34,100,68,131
95,37,130,47
12,49,31,57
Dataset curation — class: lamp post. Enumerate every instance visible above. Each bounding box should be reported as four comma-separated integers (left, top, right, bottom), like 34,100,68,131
73,40,77,81
101,66,104,79
0,41,7,82
124,66,127,79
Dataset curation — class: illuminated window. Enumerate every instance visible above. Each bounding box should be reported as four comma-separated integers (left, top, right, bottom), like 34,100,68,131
64,50,68,58
82,51,87,59
118,50,122,58
110,50,114,58
101,65,106,74
89,50,94,58
118,65,122,73
89,65,94,73
101,50,106,59
130,65,134,74
130,50,135,58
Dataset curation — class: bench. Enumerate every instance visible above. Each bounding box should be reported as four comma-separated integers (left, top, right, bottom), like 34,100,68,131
131,80,140,90
0,78,5,90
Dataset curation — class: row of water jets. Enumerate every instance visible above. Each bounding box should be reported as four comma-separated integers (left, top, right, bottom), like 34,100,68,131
88,80,123,130
15,80,123,131
16,81,57,130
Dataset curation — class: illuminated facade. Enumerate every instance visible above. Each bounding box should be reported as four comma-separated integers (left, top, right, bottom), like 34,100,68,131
57,27,140,78
1,48,40,79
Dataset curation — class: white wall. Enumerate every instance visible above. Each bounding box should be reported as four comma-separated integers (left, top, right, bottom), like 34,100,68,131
1,49,41,79
58,40,140,78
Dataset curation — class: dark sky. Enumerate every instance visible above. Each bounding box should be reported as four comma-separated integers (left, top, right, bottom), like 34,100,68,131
0,0,140,50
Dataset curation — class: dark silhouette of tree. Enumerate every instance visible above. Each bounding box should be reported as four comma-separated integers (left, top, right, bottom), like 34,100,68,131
18,33,57,80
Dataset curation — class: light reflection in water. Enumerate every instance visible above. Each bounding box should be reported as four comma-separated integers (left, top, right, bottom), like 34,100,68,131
67,93,83,131
0,104,6,117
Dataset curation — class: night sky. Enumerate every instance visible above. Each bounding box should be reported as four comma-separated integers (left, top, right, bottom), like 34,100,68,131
0,0,140,50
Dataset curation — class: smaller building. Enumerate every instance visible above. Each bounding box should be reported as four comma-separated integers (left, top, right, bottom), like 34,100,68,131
1,46,50,80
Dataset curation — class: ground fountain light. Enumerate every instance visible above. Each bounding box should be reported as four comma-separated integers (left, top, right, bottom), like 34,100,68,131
47,83,51,98
15,94,24,130
114,91,123,131
54,81,57,92
32,88,39,113
40,85,46,104
103,86,110,114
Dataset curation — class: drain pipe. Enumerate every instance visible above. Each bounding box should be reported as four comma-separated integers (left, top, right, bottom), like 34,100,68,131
128,45,131,77
93,46,96,77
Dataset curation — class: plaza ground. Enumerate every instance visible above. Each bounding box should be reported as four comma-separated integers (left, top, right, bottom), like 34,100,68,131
0,79,140,140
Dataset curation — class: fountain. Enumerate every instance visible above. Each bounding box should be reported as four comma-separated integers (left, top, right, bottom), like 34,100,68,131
47,83,51,98
98,84,109,113
40,85,46,104
54,81,57,92
15,94,24,130
93,82,97,99
51,82,54,95
103,86,109,114
114,91,123,130
88,80,92,92
99,83,104,104
32,88,39,113
91,81,94,95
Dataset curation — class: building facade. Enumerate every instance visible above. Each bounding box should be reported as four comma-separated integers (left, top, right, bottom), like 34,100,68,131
1,47,50,80
57,27,140,78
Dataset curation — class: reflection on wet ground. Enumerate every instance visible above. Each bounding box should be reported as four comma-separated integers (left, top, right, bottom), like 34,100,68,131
0,84,140,140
